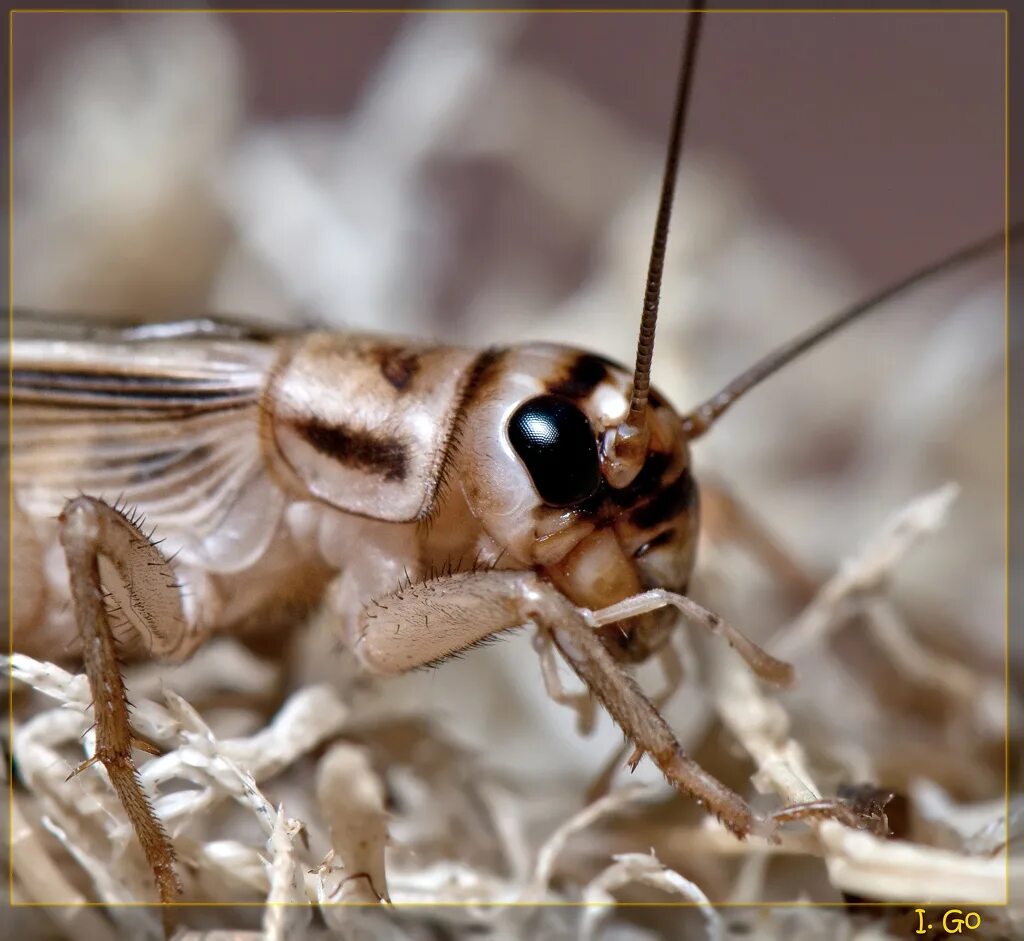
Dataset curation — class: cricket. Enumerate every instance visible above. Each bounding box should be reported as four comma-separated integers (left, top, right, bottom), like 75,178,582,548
8,6,1010,928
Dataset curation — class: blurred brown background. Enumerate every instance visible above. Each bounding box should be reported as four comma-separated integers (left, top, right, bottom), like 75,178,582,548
13,10,1004,287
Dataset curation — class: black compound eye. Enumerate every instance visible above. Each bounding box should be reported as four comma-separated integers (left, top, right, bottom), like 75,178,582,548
507,394,601,507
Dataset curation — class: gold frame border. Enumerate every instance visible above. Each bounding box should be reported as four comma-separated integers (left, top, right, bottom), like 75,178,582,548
6,1,1015,913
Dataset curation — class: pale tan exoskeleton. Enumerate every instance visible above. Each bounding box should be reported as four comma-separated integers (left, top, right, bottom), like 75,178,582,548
9,7,1015,908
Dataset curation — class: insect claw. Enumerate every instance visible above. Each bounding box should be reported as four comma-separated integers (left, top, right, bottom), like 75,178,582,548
626,746,644,771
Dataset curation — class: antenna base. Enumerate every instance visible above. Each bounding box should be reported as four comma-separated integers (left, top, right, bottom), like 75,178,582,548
603,421,650,489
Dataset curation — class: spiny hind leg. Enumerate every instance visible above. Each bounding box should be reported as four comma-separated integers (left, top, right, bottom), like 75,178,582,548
59,495,186,904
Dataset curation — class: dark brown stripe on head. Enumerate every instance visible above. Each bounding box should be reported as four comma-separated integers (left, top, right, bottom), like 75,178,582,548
292,417,409,481
548,354,612,401
647,386,668,409
631,468,696,530
609,451,672,508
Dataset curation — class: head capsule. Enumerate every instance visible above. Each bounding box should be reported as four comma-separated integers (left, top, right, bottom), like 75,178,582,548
458,344,699,663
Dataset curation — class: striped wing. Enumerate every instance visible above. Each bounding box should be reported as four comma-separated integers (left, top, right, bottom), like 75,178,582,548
12,313,288,574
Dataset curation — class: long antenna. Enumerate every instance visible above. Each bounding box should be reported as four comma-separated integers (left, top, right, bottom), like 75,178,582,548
606,2,706,488
680,221,1022,440
628,3,705,425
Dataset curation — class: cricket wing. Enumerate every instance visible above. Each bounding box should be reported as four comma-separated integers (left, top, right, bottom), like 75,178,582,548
11,315,288,575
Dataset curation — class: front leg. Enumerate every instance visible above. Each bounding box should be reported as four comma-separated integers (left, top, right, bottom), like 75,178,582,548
353,570,855,839
59,496,186,905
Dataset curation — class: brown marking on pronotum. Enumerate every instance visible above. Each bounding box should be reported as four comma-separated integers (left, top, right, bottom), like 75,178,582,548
375,347,421,391
547,353,612,402
291,417,409,482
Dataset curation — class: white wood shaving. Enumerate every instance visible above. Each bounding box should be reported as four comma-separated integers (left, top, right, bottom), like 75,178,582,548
262,807,310,941
773,483,960,658
316,742,390,903
580,852,722,941
527,784,663,900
